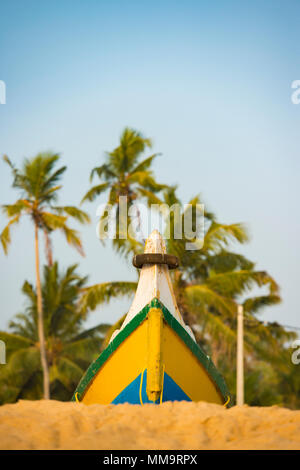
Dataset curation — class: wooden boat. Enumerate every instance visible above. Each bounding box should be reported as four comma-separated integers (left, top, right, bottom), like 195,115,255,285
72,230,231,406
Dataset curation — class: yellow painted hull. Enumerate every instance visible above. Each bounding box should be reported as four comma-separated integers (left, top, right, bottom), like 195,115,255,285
72,299,230,406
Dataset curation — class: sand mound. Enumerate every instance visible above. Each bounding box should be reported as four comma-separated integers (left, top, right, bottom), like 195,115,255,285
0,400,299,450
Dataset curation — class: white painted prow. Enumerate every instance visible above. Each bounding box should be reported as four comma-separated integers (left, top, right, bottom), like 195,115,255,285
110,230,196,342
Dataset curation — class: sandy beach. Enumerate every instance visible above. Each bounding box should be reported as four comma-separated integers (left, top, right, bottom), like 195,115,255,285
0,400,299,450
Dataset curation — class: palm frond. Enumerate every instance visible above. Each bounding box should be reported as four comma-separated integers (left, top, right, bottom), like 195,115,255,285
207,251,255,273
62,337,102,359
189,305,236,347
243,295,281,314
203,222,249,253
127,171,167,192
79,281,137,313
2,200,31,217
8,313,37,341
41,211,67,230
162,186,180,206
89,164,116,182
22,153,61,199
42,185,62,201
71,323,111,341
136,188,165,206
0,331,33,356
54,206,91,224
3,154,16,170
112,233,144,257
207,270,279,297
131,153,160,173
51,356,84,390
185,284,237,317
60,224,84,255
0,214,21,254
81,183,110,204
0,347,40,404
42,165,66,196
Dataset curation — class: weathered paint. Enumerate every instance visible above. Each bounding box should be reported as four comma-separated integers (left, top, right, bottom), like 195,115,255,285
146,307,163,402
113,230,195,341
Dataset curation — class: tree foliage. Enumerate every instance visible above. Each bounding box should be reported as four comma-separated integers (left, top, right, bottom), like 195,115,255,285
0,263,111,403
1,153,90,262
82,128,168,255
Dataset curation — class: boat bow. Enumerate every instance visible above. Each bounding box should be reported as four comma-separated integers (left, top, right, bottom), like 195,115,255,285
110,229,195,342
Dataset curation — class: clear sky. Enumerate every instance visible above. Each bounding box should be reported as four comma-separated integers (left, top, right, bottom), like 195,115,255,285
0,0,299,331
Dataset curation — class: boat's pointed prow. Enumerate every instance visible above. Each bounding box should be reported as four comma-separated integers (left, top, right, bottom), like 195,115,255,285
144,229,167,254
113,230,195,341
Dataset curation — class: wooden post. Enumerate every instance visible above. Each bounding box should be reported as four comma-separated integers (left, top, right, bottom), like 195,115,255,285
236,304,244,406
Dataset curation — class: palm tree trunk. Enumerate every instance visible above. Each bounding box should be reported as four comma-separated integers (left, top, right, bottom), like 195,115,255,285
34,223,50,399
43,229,53,267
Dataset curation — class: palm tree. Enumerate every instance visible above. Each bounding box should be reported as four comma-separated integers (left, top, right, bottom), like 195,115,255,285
160,190,300,407
98,187,282,368
0,262,110,403
81,127,167,254
0,153,90,399
222,318,298,406
157,188,281,363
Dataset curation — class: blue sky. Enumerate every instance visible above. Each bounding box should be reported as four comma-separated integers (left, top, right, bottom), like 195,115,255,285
0,0,299,331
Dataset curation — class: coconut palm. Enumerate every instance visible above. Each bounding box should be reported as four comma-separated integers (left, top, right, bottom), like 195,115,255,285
278,352,300,409
0,262,110,403
162,192,300,408
0,153,90,399
81,127,168,254
157,188,281,363
98,187,282,366
222,319,297,406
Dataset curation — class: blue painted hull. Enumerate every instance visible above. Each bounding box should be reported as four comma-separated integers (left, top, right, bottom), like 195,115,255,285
112,370,191,405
